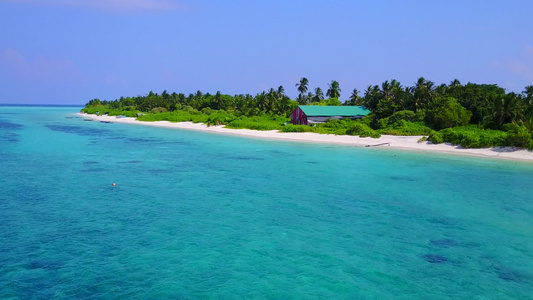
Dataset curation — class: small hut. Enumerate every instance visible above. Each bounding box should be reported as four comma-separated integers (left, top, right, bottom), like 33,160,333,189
291,105,370,125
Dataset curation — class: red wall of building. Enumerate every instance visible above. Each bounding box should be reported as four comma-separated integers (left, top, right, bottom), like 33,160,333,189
291,107,307,125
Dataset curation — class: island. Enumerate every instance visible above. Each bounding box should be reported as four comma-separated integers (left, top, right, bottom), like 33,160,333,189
80,77,533,160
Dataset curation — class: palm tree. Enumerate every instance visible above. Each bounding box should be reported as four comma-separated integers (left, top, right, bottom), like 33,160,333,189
195,90,203,100
214,91,223,110
277,85,285,99
296,77,309,96
492,93,525,128
256,91,267,112
295,78,309,105
313,87,324,103
380,80,392,99
390,79,401,91
363,85,381,112
345,88,361,106
413,77,435,112
161,90,170,100
435,83,448,96
266,88,279,113
279,95,291,115
234,94,246,114
326,80,341,98
308,92,314,103
522,85,533,120
522,85,533,105
297,94,308,105
450,79,462,87
244,94,254,116
390,79,405,110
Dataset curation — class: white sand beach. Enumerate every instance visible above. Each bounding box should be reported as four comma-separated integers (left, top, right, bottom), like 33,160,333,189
79,113,533,162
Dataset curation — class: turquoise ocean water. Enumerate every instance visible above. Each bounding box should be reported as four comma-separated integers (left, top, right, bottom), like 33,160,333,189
0,106,532,299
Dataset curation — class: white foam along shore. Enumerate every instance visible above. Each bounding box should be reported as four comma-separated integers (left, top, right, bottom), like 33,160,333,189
78,113,533,162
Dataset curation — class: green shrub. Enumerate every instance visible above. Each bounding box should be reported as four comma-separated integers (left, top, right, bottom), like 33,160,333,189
379,120,433,136
206,111,236,125
359,115,375,127
320,119,352,135
425,97,472,130
428,132,444,144
503,123,532,148
185,106,200,115
323,119,349,129
151,107,168,113
436,126,508,148
459,131,481,148
138,111,204,123
81,107,101,114
346,123,381,138
376,117,389,129
118,110,139,117
477,132,505,147
201,107,213,115
280,124,314,132
388,110,420,124
81,107,141,117
325,98,342,106
227,115,287,130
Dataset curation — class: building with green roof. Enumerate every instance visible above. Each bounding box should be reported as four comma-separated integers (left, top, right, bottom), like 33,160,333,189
291,105,371,125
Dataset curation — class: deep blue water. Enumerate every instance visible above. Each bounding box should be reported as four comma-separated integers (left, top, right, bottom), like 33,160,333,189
1,106,532,299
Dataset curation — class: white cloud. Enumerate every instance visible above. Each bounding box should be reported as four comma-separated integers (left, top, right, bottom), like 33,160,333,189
0,0,182,12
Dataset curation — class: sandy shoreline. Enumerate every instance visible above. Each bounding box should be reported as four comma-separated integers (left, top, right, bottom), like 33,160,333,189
78,113,533,162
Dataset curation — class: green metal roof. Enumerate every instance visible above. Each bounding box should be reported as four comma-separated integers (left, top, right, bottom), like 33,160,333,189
299,105,370,117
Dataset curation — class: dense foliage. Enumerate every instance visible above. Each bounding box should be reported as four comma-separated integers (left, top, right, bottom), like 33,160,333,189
81,78,533,149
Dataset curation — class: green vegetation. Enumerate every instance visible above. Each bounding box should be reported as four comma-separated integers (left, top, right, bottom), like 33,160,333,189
280,124,315,133
429,126,507,148
226,115,287,131
81,78,533,149
82,106,140,117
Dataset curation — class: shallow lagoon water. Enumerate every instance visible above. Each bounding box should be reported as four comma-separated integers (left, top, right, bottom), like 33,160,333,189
1,106,532,299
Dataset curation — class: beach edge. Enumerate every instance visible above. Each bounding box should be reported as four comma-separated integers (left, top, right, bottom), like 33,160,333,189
78,113,533,162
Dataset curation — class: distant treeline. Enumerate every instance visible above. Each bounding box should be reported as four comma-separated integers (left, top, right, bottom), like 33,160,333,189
82,77,533,149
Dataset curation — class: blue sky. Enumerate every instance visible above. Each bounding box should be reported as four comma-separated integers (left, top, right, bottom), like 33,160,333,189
0,0,532,104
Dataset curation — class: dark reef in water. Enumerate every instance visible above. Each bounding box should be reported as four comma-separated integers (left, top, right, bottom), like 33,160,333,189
423,254,447,263
389,175,416,182
1,132,19,142
493,265,528,283
118,160,142,164
45,124,111,137
81,168,107,173
228,155,264,161
0,118,25,130
0,118,24,142
127,137,156,143
25,260,65,270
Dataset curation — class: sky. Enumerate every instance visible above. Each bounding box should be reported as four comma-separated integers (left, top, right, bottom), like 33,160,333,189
0,0,532,104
